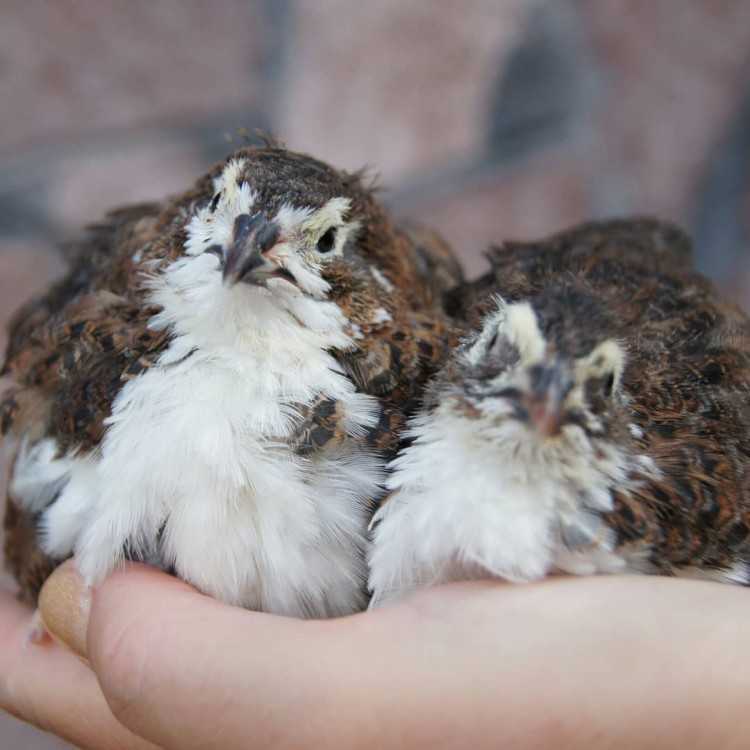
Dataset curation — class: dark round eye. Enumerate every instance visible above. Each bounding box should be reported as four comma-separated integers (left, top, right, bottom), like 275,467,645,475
317,227,337,254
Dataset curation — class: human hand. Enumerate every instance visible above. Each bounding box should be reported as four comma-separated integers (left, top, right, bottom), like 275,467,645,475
1,563,748,749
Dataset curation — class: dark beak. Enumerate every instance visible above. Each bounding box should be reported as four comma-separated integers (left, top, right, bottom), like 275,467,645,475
222,213,284,286
521,364,571,438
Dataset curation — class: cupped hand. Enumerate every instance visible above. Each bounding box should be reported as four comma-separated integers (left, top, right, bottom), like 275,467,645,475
1,563,748,750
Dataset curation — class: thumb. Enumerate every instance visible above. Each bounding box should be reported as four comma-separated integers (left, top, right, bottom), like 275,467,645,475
40,562,340,749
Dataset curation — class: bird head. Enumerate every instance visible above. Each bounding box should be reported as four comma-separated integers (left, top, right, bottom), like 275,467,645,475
181,148,386,300
447,291,629,451
147,145,459,353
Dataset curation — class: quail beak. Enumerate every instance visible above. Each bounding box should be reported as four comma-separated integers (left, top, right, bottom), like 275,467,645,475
520,365,571,438
222,213,294,287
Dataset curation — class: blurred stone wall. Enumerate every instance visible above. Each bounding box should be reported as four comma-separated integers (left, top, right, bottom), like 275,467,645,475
1,1,749,745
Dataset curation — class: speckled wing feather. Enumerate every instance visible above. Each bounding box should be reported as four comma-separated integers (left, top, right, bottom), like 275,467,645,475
2,204,169,600
3,204,160,368
337,310,459,453
3,490,53,604
289,310,456,457
2,204,171,448
477,217,750,577
398,223,465,309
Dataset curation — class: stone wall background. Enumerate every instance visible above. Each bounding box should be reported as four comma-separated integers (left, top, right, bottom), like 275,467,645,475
1,1,749,745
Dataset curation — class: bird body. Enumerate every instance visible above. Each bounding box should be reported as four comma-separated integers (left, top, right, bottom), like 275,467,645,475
2,145,460,615
369,219,750,604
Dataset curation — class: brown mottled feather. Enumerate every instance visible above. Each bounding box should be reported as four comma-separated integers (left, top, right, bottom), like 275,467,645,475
4,492,56,605
291,396,351,456
1,206,169,596
398,222,465,309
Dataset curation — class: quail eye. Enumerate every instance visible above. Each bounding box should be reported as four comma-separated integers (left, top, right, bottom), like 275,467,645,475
316,227,337,254
587,371,616,406
603,372,615,397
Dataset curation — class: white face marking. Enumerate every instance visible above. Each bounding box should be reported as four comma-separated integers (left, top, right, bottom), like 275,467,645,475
465,298,505,367
504,302,546,363
218,158,247,202
274,196,356,256
461,300,629,441
576,339,626,390
184,159,258,258
465,299,545,369
184,163,359,302
272,197,359,295
293,196,356,250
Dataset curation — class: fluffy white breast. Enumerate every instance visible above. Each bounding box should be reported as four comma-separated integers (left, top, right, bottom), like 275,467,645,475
368,403,647,605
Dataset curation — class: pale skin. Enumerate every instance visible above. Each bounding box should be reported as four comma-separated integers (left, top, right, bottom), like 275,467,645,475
0,563,748,750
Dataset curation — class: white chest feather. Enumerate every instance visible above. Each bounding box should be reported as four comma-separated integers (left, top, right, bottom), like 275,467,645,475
368,408,637,605
21,254,383,617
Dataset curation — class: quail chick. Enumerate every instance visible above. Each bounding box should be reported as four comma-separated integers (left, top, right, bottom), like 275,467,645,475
369,218,750,604
1,144,461,616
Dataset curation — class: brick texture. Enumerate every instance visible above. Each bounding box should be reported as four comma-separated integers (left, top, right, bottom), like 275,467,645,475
0,0,267,153
582,0,750,221
395,154,589,276
278,0,532,181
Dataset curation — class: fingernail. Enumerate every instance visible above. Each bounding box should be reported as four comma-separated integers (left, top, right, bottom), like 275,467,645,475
38,560,91,660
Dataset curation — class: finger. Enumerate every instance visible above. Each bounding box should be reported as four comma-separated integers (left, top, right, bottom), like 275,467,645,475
0,587,158,750
44,563,335,749
43,565,750,750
